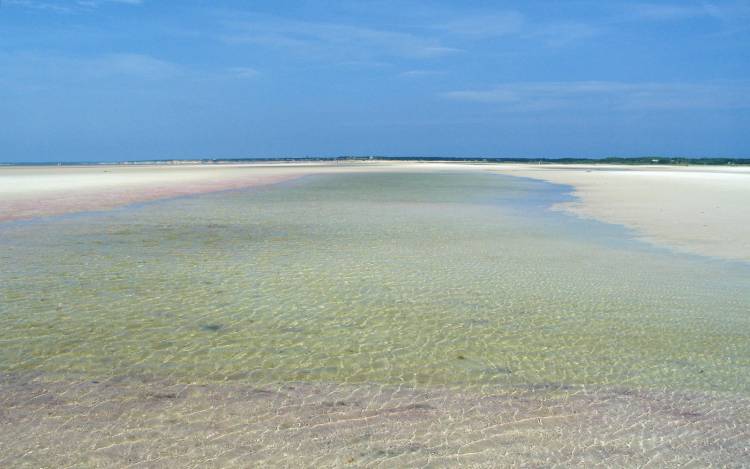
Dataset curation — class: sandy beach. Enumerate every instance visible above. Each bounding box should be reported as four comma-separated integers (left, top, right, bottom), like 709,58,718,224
2,162,748,263
489,164,750,263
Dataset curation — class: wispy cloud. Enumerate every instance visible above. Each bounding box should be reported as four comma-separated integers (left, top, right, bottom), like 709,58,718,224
3,0,73,12
227,66,260,79
0,52,181,88
433,12,525,37
624,2,750,22
221,16,460,60
4,0,143,12
443,81,750,111
628,3,721,20
523,22,601,47
399,69,446,78
0,51,262,92
92,53,179,79
429,9,603,47
81,0,144,5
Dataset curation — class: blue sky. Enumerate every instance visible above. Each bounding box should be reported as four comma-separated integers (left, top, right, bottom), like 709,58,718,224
1,0,749,162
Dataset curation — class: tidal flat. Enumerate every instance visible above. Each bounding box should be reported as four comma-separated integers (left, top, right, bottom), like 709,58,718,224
1,170,749,467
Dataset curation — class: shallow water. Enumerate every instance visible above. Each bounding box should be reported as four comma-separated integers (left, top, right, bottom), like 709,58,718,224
1,171,749,466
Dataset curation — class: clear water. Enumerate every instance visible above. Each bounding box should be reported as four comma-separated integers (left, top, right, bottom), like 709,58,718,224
1,171,749,466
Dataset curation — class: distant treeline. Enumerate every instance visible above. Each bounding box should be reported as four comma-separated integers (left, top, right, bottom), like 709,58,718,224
6,156,750,166
336,156,750,165
194,156,750,166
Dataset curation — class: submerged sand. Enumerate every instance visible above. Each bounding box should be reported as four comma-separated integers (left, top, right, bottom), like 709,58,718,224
2,374,748,468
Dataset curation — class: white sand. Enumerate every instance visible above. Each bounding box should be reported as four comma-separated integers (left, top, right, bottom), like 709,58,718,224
2,161,749,262
486,164,750,263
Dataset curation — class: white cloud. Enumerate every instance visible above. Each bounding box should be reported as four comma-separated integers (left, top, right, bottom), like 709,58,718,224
443,81,750,111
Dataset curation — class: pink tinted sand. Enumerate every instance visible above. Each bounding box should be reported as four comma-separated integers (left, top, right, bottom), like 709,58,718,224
0,164,333,222
0,162,424,222
1,175,296,221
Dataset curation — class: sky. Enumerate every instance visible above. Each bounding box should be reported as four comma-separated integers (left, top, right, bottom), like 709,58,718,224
1,0,749,162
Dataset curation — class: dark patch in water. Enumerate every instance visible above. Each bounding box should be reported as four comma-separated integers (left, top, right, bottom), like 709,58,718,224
297,366,338,375
322,400,352,407
465,318,490,326
146,391,178,399
200,324,223,332
380,403,436,416
679,411,704,420
244,388,281,399
524,383,576,391
403,403,435,411
485,367,513,375
367,442,426,458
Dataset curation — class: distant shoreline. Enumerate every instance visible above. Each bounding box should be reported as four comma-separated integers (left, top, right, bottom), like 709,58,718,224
2,156,750,166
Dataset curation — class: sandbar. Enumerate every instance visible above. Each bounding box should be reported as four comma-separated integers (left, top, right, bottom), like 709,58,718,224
488,164,750,263
2,161,749,262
